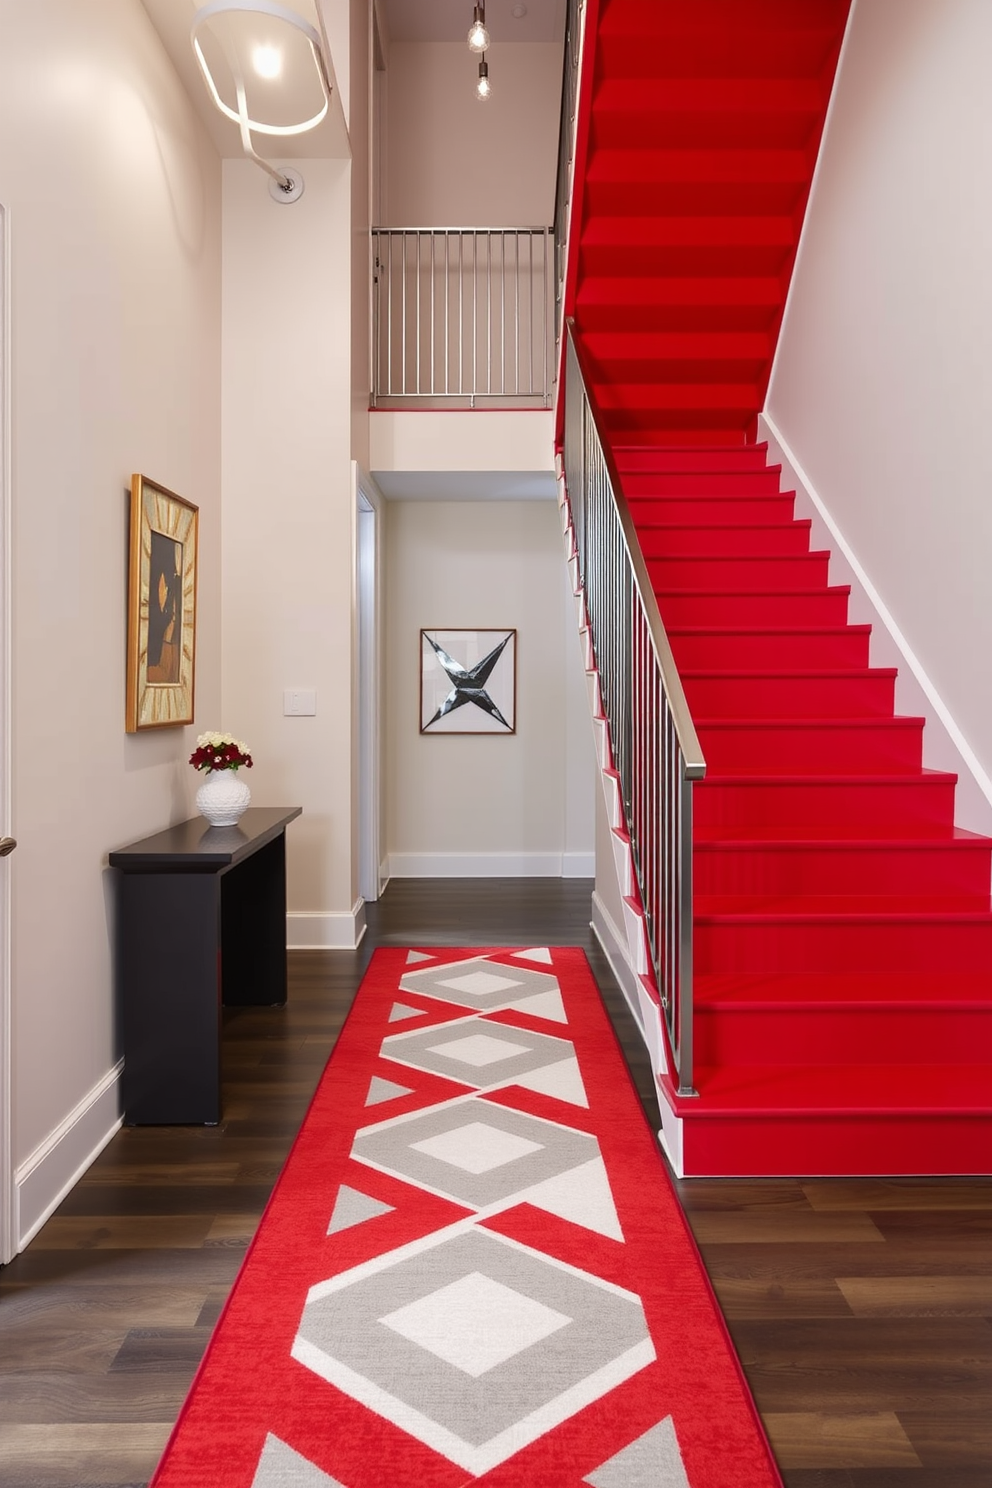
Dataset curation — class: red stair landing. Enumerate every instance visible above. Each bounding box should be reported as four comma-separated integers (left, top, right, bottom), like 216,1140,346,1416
616,442,992,1177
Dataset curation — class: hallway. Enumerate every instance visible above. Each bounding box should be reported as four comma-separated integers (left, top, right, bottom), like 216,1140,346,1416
0,880,989,1487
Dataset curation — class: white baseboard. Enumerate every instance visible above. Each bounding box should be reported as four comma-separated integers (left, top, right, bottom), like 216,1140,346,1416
562,851,595,878
287,903,366,950
761,412,992,844
387,852,582,878
15,1060,123,1253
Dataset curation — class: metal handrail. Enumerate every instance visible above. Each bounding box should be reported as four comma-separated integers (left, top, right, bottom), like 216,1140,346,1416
371,227,553,408
562,320,704,1095
553,0,584,342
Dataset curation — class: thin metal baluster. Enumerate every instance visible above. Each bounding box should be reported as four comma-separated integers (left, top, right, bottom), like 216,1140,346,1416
429,233,435,396
401,233,407,395
514,230,520,395
416,233,422,395
487,232,492,396
542,228,549,405
500,232,506,395
458,233,463,397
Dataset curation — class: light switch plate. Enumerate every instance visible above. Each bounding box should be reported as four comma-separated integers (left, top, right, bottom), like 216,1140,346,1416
284,689,317,716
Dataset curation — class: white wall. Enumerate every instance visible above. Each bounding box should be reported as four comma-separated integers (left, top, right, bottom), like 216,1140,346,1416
767,0,992,801
384,498,594,876
381,43,563,226
221,158,361,948
0,0,222,1247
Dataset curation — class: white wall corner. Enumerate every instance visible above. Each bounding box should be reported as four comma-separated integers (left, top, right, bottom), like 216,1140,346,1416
287,903,366,950
760,412,992,845
15,1060,123,1253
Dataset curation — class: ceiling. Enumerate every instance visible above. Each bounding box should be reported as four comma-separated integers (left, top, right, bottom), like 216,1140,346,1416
139,1,565,161
377,0,566,46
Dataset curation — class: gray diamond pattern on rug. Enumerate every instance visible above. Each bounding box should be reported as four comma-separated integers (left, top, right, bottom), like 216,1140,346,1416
399,956,563,1012
352,1095,599,1209
252,1432,348,1487
293,1224,654,1474
584,1416,693,1487
382,1014,575,1090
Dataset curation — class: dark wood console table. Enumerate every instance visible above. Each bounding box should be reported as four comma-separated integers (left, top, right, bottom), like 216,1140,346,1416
110,807,302,1125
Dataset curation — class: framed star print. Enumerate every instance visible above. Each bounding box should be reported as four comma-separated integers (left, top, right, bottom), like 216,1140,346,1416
125,474,198,732
420,629,516,735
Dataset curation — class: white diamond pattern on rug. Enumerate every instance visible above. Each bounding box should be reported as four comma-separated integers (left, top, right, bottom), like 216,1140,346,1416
584,1416,692,1487
425,1032,532,1068
512,988,569,1024
410,1121,544,1175
517,1157,624,1242
437,970,524,997
252,1432,348,1487
379,1270,571,1377
293,1223,655,1477
400,956,563,1012
515,1055,589,1107
383,1015,574,1090
352,1096,598,1210
513,947,553,964
406,951,433,964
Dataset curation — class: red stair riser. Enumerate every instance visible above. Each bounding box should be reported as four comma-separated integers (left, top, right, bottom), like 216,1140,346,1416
670,627,870,671
614,445,770,472
647,552,830,590
620,469,784,495
681,1114,992,1180
657,588,851,627
625,495,796,524
695,840,992,896
681,671,896,718
694,719,924,774
694,776,958,837
696,915,992,976
639,523,811,558
694,1004,992,1068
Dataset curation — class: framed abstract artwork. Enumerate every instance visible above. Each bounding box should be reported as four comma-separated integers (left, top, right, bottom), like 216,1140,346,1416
420,629,516,735
126,474,198,732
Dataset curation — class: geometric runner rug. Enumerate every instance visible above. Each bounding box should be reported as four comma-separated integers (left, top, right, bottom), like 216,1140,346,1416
150,948,782,1488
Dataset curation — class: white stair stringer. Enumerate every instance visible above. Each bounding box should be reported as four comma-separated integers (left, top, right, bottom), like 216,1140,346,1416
557,474,685,1173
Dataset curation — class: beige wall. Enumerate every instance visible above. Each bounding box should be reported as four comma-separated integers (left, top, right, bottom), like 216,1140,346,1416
221,157,360,946
767,0,992,799
0,0,222,1243
383,498,594,875
381,42,563,226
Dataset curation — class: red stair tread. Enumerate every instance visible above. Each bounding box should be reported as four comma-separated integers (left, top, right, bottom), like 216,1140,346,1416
694,971,992,1009
695,893,992,917
678,1061,992,1117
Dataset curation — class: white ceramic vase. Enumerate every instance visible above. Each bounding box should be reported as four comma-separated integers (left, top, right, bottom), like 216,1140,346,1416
196,769,251,827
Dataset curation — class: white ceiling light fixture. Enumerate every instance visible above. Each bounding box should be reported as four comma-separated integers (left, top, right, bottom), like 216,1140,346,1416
467,3,490,53
191,0,332,203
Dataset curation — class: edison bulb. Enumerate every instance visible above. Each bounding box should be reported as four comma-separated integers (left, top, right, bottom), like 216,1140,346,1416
476,61,492,100
467,8,490,52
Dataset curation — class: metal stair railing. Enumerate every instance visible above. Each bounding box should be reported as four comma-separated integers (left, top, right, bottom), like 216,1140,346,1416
562,321,706,1096
371,228,554,408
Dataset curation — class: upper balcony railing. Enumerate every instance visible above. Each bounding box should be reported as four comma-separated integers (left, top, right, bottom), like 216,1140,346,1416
371,227,554,409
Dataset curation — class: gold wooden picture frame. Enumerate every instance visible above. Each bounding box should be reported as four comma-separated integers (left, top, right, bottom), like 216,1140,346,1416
126,474,198,732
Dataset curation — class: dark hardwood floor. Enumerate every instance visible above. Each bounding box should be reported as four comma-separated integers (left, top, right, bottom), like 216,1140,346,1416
1,880,989,1487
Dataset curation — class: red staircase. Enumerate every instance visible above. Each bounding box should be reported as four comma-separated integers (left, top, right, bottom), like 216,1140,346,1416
566,0,992,1173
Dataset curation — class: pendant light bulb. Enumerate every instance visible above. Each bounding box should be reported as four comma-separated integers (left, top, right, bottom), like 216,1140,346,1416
468,5,490,52
475,56,492,100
